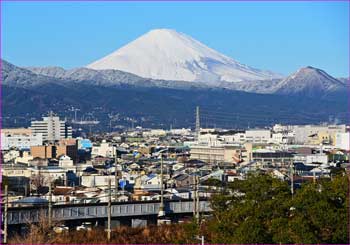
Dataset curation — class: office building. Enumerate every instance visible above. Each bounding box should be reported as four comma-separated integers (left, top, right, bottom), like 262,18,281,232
1,128,43,150
31,112,72,142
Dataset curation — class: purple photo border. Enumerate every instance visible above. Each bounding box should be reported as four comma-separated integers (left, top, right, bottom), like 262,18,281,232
0,0,349,245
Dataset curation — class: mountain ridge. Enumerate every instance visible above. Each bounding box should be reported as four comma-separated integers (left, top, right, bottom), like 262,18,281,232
2,59,348,129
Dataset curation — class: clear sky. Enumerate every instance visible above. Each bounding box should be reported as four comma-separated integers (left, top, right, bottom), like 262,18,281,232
1,1,349,77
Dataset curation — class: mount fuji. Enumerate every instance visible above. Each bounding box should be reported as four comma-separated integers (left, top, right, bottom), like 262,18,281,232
87,29,282,83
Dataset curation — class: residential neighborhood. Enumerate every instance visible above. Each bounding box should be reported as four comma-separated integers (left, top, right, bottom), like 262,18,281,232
2,113,349,210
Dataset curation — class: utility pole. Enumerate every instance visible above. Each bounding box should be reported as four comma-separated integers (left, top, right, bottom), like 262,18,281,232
195,106,200,141
193,176,196,218
195,235,204,245
4,185,8,244
158,155,165,217
313,171,316,184
48,182,52,228
114,149,118,201
24,184,28,197
107,178,111,241
193,176,200,223
290,163,294,198
65,174,68,187
196,176,200,223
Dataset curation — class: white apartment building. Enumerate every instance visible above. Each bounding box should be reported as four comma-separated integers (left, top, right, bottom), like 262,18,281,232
31,112,72,142
232,133,246,144
306,154,328,164
335,132,350,151
245,129,271,144
190,145,245,164
292,124,346,144
272,124,294,133
1,128,43,150
169,128,192,136
143,129,167,137
91,141,117,158
271,132,294,144
59,155,74,168
81,175,118,188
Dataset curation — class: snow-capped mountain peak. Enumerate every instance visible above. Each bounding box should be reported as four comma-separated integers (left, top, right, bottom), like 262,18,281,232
87,29,282,83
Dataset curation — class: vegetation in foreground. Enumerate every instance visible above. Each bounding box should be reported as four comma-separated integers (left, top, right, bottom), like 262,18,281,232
9,173,349,244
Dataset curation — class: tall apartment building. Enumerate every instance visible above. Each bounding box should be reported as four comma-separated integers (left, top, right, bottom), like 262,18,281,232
31,112,72,142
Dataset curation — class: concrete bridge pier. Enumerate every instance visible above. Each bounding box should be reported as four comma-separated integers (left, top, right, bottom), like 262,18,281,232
131,218,148,228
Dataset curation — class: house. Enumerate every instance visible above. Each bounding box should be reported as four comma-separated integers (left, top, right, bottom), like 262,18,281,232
173,174,195,188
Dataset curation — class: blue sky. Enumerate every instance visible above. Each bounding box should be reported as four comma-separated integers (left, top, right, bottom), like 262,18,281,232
2,1,349,77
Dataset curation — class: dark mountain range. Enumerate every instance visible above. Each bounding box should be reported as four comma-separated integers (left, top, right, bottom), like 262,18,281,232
2,60,348,130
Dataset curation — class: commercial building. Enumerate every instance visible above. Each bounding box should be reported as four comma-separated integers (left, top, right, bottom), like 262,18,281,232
190,145,245,164
335,132,350,151
91,141,116,158
305,154,328,164
252,151,294,163
30,140,78,162
31,112,72,142
1,128,42,150
293,124,346,144
31,145,55,159
245,129,271,144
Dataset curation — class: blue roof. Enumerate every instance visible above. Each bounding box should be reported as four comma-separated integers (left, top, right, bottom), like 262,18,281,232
80,139,92,149
14,197,48,204
147,173,157,179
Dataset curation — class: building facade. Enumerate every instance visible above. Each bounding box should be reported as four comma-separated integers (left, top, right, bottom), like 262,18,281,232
245,129,271,144
190,145,245,164
293,124,346,144
1,128,42,150
335,132,350,151
31,112,72,142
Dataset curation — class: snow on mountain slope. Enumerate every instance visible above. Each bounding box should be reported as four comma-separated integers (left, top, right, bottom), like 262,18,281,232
87,29,282,83
2,59,63,87
274,66,347,96
25,63,211,89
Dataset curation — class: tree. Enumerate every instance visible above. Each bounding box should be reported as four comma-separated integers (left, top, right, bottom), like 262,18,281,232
208,173,290,243
207,172,348,244
30,172,49,195
288,174,348,243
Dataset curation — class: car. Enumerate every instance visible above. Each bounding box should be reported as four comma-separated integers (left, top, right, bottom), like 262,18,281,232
53,225,69,233
76,222,92,231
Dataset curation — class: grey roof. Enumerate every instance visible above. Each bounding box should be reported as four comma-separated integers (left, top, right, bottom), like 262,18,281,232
14,197,48,204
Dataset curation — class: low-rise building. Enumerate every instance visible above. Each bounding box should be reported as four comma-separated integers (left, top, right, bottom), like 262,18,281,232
245,129,271,144
91,141,116,158
190,145,245,164
1,128,42,150
306,154,328,164
30,142,77,162
335,132,350,151
293,124,346,144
